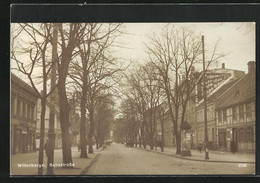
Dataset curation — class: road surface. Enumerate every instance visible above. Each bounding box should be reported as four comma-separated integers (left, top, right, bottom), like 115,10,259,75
85,143,254,175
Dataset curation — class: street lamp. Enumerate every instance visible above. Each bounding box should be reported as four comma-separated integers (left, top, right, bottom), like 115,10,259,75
46,23,58,175
202,35,209,160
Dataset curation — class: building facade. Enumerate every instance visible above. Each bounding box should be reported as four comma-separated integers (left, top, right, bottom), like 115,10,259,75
36,100,62,149
11,73,38,154
215,61,255,152
193,64,245,149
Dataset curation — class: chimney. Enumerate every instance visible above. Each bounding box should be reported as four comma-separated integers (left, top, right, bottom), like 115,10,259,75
247,61,255,76
222,63,225,69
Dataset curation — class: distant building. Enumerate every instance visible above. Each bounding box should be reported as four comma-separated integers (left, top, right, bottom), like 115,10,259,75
194,63,245,150
215,61,255,152
11,73,38,154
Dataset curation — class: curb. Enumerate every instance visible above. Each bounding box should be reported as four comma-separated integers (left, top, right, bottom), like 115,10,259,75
135,147,255,164
79,154,101,175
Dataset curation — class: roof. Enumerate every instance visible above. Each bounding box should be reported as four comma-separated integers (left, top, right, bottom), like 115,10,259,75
197,77,242,108
215,74,255,110
11,73,39,97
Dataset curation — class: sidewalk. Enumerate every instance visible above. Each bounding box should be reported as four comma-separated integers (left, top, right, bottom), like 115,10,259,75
135,146,255,164
11,146,102,176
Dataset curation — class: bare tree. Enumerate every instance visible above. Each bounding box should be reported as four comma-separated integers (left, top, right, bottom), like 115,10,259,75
69,23,123,154
94,94,115,149
56,23,87,164
146,25,225,154
11,23,57,175
122,63,163,150
118,98,139,146
122,70,148,148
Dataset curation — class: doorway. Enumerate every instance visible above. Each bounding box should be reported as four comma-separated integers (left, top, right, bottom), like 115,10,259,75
232,128,238,152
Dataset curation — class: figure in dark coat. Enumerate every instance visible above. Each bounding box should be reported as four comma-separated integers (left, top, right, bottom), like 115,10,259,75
198,143,202,153
231,141,236,154
44,140,49,158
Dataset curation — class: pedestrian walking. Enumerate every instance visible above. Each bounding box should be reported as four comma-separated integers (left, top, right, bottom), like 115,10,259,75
198,143,202,153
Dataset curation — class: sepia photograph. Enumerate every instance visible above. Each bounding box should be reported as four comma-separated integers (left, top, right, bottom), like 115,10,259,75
10,22,255,175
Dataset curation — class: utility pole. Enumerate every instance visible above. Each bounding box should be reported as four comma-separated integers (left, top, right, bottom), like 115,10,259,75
46,23,58,175
202,35,209,160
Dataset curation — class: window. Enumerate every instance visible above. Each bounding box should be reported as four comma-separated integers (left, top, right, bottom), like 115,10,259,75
235,90,240,97
246,127,254,142
218,111,222,124
27,104,31,120
239,105,244,120
232,106,237,121
31,105,35,120
238,128,244,142
223,109,227,122
22,101,26,118
246,103,252,118
17,97,21,116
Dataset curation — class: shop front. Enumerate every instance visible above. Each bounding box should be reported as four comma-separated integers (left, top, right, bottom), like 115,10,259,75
217,125,254,152
217,128,227,151
11,124,36,154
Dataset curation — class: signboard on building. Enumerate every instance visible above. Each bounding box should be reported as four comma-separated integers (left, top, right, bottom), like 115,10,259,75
197,72,231,101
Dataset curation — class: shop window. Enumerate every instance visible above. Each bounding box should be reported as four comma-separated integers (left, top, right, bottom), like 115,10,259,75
239,105,244,120
246,127,254,142
238,128,244,142
246,103,252,118
232,106,237,121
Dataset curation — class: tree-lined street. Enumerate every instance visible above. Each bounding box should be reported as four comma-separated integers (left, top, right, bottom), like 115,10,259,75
85,143,254,175
11,22,255,175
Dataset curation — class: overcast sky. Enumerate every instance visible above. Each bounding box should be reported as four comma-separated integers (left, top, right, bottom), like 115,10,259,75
113,22,255,73
11,22,255,86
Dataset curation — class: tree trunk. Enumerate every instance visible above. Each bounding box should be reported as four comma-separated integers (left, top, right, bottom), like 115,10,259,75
100,135,104,147
138,134,142,147
38,99,46,175
80,96,87,158
161,118,165,152
88,111,94,153
95,135,99,149
141,118,146,149
150,134,154,150
142,132,146,149
58,82,73,166
176,131,181,154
